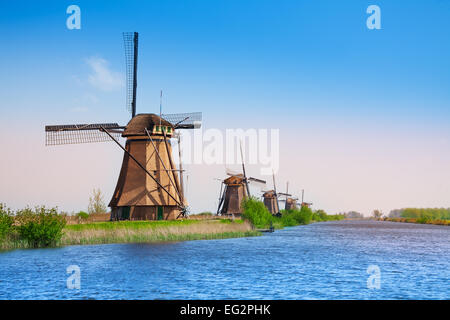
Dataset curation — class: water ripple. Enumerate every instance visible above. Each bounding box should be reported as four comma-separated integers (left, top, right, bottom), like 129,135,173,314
0,220,448,299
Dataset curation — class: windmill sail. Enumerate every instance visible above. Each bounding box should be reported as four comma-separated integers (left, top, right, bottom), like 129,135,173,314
44,31,202,221
161,112,202,129
45,123,123,146
248,177,266,185
123,32,138,117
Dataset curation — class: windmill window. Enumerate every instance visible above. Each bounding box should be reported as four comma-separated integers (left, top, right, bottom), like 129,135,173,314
167,127,172,133
155,126,161,132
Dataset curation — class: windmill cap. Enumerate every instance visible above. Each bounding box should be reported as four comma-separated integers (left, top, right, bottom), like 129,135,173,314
263,190,277,197
122,113,174,137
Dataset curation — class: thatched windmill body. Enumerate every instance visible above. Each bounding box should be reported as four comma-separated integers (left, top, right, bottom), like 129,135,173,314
279,182,300,211
108,113,187,220
45,32,201,220
216,144,266,216
262,190,279,215
299,189,313,208
262,172,290,215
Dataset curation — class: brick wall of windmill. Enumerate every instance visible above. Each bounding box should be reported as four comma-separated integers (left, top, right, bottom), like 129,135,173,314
109,136,182,220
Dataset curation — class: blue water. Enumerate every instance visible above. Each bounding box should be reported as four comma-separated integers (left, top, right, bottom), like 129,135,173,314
0,220,448,299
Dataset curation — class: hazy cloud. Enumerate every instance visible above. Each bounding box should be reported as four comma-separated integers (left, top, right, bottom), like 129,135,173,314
86,57,124,91
69,106,88,113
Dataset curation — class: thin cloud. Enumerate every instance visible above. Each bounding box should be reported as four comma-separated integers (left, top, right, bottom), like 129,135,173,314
86,57,124,91
69,106,88,113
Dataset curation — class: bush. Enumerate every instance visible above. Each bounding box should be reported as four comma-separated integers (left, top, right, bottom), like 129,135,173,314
77,211,90,220
315,209,328,221
241,197,273,228
0,203,14,241
292,206,313,224
15,206,66,248
401,208,450,220
279,213,298,226
416,216,431,224
279,206,313,225
311,209,345,222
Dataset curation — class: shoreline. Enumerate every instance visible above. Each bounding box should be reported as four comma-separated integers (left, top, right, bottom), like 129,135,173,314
378,217,449,226
1,219,261,251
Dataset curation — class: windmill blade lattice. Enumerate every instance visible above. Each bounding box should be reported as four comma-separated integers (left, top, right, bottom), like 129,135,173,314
123,32,138,117
161,112,202,129
45,123,122,146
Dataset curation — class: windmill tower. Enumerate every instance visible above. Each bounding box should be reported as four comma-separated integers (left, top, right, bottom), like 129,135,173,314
262,190,279,215
300,189,313,208
262,171,280,215
279,181,300,211
262,172,290,215
44,32,202,220
216,143,266,216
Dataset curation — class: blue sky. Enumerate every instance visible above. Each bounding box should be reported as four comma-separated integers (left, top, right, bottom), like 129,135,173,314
0,1,449,215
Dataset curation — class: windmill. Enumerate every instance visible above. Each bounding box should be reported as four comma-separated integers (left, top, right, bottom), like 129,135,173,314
262,172,290,215
216,142,266,216
44,32,202,221
300,189,313,208
278,181,300,211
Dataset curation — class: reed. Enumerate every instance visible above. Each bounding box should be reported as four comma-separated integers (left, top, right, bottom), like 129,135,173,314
61,220,258,245
0,204,261,250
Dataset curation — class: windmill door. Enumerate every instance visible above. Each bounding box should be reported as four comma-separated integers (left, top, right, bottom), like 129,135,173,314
122,206,130,220
157,206,163,220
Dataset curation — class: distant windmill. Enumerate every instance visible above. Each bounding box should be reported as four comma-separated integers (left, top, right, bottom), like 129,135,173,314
263,172,290,215
216,142,266,216
278,181,301,211
45,32,202,220
300,189,313,208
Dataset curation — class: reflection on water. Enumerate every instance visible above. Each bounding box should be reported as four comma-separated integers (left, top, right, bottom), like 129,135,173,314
0,220,448,299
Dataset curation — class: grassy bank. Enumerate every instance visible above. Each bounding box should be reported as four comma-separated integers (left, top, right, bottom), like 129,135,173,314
0,204,261,250
380,217,449,226
61,219,259,245
1,219,259,250
241,198,344,229
383,208,450,226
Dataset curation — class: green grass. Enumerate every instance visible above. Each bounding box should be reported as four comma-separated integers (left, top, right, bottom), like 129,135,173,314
61,219,259,247
59,230,261,246
65,219,200,231
0,205,261,251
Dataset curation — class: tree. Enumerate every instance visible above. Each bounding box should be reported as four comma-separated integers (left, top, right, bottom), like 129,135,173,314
345,211,363,219
88,188,107,214
372,209,383,219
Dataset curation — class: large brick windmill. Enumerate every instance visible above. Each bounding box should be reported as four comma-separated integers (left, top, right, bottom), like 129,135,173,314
45,32,201,220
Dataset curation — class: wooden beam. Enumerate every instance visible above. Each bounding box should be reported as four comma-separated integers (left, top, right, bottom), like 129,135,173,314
100,126,183,208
